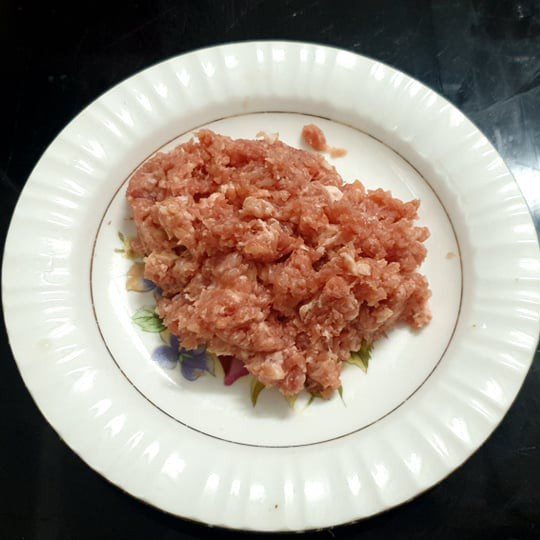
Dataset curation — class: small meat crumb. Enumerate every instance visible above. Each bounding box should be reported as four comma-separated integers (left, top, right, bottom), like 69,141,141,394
329,147,347,158
302,123,347,158
446,251,457,260
302,123,327,151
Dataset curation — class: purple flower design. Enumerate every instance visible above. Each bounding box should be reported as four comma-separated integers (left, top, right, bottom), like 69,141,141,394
143,278,156,290
180,347,215,381
151,332,215,380
151,334,180,369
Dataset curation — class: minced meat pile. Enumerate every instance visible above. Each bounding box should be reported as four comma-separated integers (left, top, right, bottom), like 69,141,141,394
127,130,431,397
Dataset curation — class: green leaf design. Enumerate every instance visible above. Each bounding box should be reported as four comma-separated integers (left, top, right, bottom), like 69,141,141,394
132,307,166,333
250,378,265,407
346,341,373,373
284,394,297,409
307,392,322,407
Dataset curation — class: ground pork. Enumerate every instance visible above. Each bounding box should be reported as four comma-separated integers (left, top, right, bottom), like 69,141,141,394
127,130,431,397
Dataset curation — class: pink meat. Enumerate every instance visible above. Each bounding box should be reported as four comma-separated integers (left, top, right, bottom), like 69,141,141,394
127,130,431,397
302,123,348,159
302,123,327,151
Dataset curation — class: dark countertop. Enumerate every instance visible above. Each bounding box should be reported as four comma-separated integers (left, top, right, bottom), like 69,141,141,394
1,1,539,539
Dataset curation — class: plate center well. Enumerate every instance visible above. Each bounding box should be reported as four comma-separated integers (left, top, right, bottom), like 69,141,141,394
91,112,461,447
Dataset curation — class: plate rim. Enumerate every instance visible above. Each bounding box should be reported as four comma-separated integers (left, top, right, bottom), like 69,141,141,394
3,40,540,531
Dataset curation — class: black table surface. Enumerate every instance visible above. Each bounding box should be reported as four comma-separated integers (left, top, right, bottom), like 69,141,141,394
2,1,540,539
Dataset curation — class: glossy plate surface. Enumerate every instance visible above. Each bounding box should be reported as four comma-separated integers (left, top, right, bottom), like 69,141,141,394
3,42,539,531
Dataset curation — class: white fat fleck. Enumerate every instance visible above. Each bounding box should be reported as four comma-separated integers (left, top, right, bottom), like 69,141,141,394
207,192,222,202
243,196,274,217
323,185,343,202
376,308,394,324
321,329,333,340
299,299,318,319
355,262,371,276
256,131,279,143
257,321,275,338
268,351,284,363
341,253,371,276
226,290,243,302
264,362,285,380
321,233,339,247
255,219,279,240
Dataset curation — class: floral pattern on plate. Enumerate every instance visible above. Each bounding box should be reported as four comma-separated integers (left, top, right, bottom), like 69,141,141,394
121,232,371,407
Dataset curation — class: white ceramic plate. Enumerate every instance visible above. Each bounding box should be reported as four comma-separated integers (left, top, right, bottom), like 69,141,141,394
3,42,539,532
